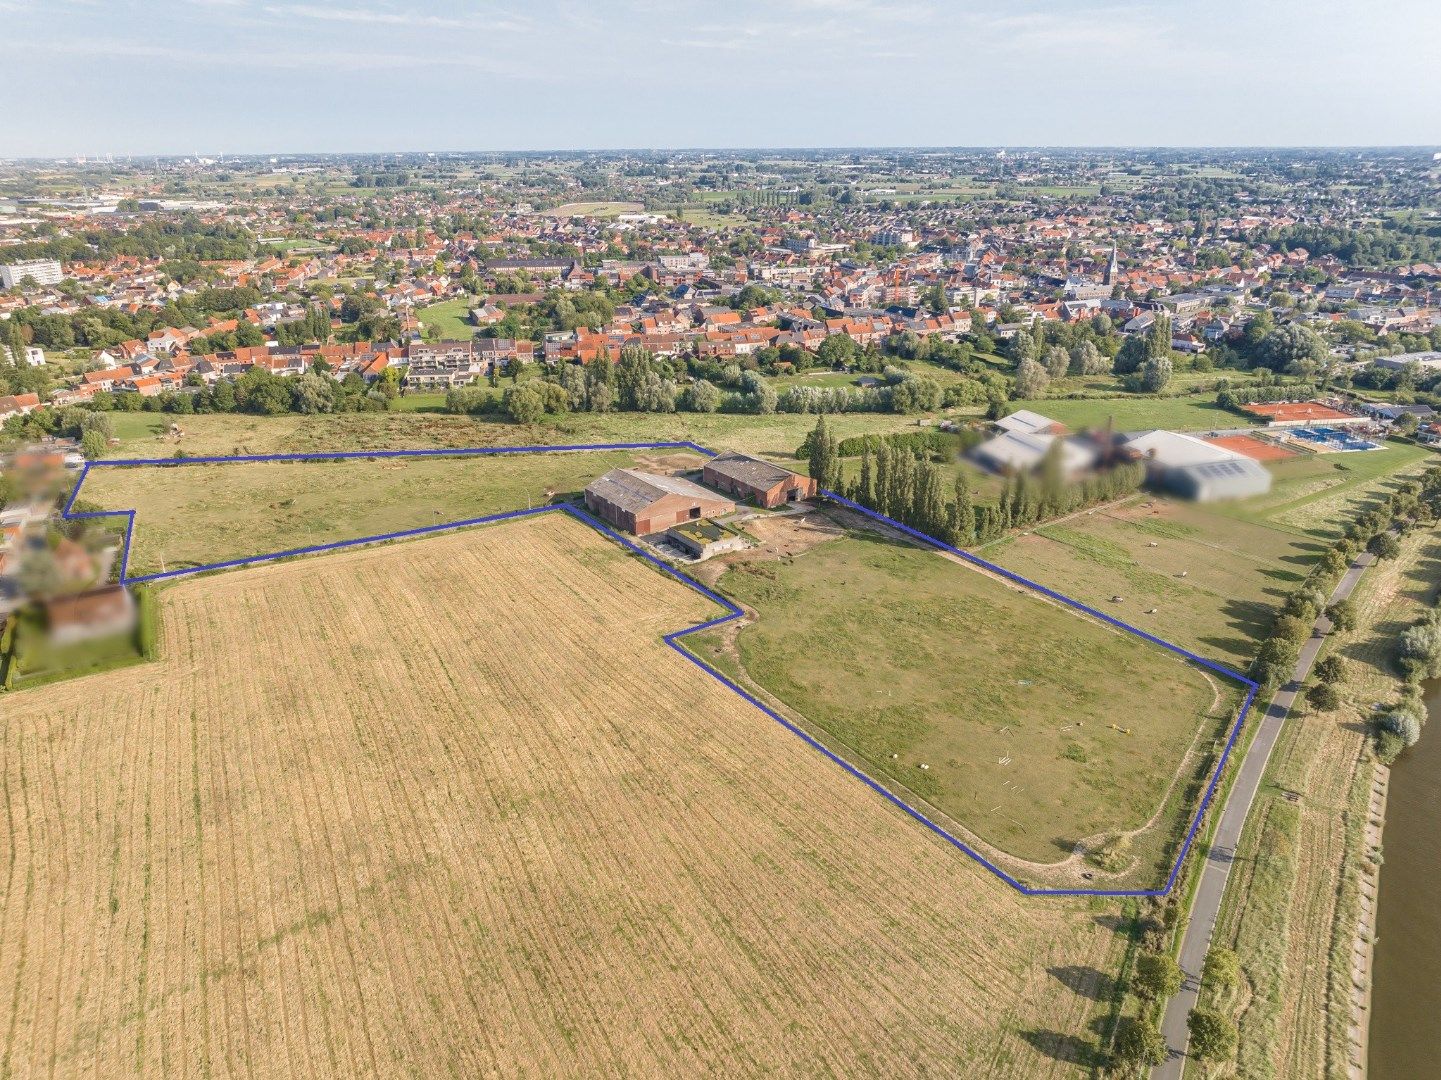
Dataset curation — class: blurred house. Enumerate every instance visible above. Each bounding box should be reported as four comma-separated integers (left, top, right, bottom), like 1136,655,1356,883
43,585,136,646
971,430,1097,478
1120,430,1272,501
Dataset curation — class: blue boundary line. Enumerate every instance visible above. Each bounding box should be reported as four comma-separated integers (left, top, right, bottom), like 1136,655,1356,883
64,440,1259,898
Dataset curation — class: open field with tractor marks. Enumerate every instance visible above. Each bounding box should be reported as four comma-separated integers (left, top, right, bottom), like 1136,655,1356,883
0,514,1130,1078
985,497,1325,671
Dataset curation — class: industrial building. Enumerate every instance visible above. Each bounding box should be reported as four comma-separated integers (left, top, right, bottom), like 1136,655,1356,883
1121,430,1272,502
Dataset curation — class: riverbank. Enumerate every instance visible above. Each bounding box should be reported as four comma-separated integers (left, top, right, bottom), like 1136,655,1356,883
1368,677,1441,1079
1194,527,1441,1078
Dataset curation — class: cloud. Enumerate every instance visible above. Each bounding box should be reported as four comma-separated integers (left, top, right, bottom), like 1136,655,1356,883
23,36,538,75
260,3,529,32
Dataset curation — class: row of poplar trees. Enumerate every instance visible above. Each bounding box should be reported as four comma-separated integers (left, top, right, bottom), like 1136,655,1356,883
805,416,1145,547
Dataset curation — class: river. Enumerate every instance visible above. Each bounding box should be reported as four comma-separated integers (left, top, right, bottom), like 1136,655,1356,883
1368,678,1441,1079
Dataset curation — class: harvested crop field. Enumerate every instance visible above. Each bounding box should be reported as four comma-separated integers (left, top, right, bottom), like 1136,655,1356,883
0,513,1125,1077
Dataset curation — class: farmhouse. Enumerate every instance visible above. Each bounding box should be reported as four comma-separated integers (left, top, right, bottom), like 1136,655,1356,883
584,468,735,535
702,451,817,507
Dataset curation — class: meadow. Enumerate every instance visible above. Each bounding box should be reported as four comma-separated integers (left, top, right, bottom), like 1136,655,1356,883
0,514,1130,1077
77,448,699,577
414,297,476,339
1007,394,1241,433
102,407,926,461
688,528,1234,886
985,498,1324,671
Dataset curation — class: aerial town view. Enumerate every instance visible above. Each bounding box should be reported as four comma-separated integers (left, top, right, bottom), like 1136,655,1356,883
3,2,1441,1077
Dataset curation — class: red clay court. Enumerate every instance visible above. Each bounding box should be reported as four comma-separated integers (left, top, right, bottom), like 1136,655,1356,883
1240,401,1356,424
1204,434,1297,461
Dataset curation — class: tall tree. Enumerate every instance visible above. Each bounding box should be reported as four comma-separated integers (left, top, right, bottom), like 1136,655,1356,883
807,415,839,493
949,474,975,545
1013,357,1049,398
1146,312,1173,361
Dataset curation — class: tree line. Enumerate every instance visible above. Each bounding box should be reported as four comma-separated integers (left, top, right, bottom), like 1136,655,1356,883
802,416,1145,549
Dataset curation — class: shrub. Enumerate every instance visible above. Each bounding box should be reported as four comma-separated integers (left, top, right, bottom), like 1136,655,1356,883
1132,951,1183,999
1202,947,1239,992
1326,599,1357,632
1113,1017,1168,1069
1397,616,1441,680
1379,708,1422,748
1187,1009,1238,1062
1368,532,1402,560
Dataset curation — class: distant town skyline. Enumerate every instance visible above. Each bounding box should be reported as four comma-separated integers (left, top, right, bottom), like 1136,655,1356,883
5,0,1441,158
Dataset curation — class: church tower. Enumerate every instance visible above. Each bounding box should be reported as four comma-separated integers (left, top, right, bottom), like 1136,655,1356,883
1103,244,1119,286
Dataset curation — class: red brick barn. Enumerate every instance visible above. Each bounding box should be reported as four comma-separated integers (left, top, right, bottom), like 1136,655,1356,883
584,469,735,536
702,452,818,508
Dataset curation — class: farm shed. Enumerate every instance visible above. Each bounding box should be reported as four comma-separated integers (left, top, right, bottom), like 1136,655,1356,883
584,468,735,535
702,451,817,507
970,430,1096,478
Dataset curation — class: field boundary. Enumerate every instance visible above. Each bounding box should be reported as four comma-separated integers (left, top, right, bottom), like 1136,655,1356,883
63,440,1259,898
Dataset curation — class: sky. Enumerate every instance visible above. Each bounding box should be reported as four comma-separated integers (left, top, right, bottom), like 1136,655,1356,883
5,0,1440,157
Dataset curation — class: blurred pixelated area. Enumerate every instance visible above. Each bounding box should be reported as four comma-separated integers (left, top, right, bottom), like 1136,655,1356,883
1,437,146,689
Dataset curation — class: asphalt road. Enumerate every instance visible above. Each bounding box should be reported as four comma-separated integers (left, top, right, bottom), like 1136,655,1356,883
1154,548,1376,1079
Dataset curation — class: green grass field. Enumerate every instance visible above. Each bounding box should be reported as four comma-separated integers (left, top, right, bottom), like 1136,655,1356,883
1208,441,1433,538
104,408,928,461
1008,394,1242,433
981,443,1433,670
689,530,1230,881
416,297,476,339
985,498,1323,670
79,448,695,576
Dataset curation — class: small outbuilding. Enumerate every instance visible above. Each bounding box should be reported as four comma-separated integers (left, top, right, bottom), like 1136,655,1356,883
702,451,817,507
666,519,748,560
584,468,735,535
